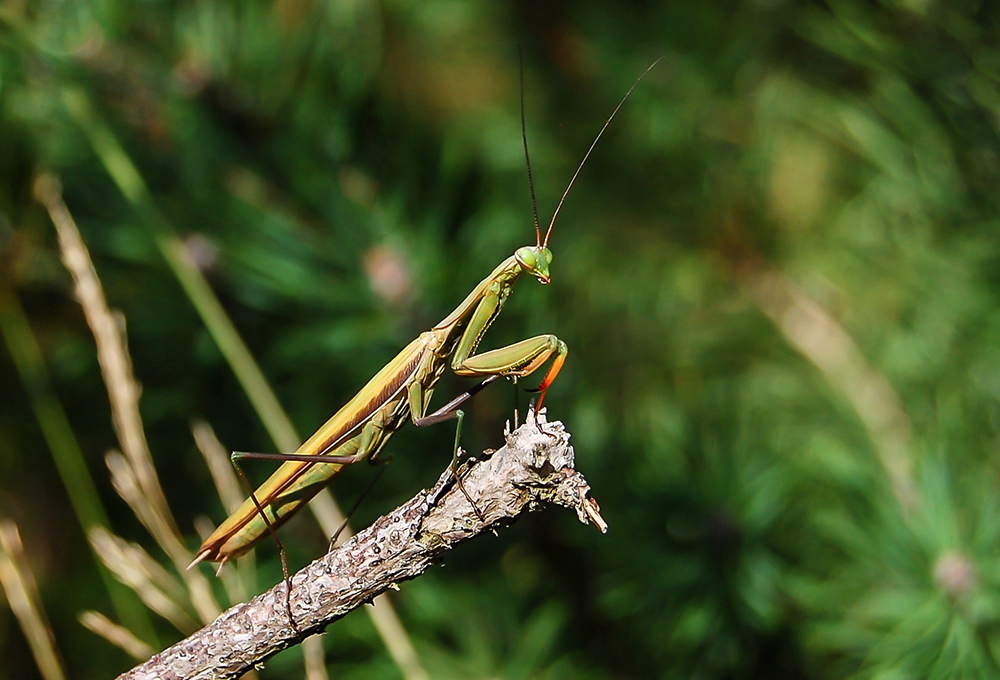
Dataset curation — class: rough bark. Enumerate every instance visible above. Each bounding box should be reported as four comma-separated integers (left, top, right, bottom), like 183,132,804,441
117,413,606,680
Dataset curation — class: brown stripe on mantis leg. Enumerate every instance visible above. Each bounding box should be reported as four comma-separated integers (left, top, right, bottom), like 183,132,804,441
229,452,294,629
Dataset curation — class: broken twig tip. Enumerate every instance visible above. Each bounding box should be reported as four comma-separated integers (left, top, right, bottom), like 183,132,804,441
585,498,608,534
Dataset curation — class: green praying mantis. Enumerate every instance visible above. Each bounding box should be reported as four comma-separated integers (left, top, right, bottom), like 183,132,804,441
189,59,660,578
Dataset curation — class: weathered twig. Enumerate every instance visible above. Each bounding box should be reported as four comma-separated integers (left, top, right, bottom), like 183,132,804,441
118,412,606,680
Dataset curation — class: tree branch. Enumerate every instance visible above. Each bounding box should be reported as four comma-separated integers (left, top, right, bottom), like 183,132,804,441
117,413,606,680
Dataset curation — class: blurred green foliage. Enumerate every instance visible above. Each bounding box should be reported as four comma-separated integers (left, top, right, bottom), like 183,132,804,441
3,0,1000,678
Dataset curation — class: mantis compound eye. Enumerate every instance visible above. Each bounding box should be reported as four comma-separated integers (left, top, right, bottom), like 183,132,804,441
515,246,538,271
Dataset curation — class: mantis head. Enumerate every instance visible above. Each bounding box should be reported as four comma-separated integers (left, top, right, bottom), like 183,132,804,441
515,245,552,284
513,57,660,290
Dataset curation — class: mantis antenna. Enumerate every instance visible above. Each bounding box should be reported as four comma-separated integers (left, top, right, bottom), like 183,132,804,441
542,56,665,248
519,49,543,248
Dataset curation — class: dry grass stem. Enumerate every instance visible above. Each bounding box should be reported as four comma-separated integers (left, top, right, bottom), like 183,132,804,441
34,174,174,532
191,420,245,514
104,451,222,624
104,452,173,555
745,269,917,511
33,172,226,626
90,528,189,605
88,528,198,633
303,637,330,680
191,421,258,603
79,611,155,660
367,598,430,680
0,520,67,680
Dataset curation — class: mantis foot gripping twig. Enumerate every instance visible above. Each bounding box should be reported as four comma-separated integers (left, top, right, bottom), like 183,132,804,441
447,411,487,524
528,398,559,441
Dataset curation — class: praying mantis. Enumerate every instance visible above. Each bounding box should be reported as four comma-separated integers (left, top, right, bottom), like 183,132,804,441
189,59,660,576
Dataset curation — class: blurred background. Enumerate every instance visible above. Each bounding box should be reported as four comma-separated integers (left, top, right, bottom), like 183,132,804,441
3,0,1000,678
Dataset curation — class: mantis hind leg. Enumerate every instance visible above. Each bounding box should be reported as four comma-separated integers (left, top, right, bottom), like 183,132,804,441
412,376,501,523
229,454,297,631
412,374,500,427
444,409,486,524
327,426,398,549
226,428,379,629
513,376,519,429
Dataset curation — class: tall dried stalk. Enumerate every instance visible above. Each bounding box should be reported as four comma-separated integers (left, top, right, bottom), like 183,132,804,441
35,174,223,624
0,521,67,680
744,268,917,511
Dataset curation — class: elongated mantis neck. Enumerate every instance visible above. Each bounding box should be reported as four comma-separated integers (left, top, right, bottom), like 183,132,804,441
433,254,522,331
